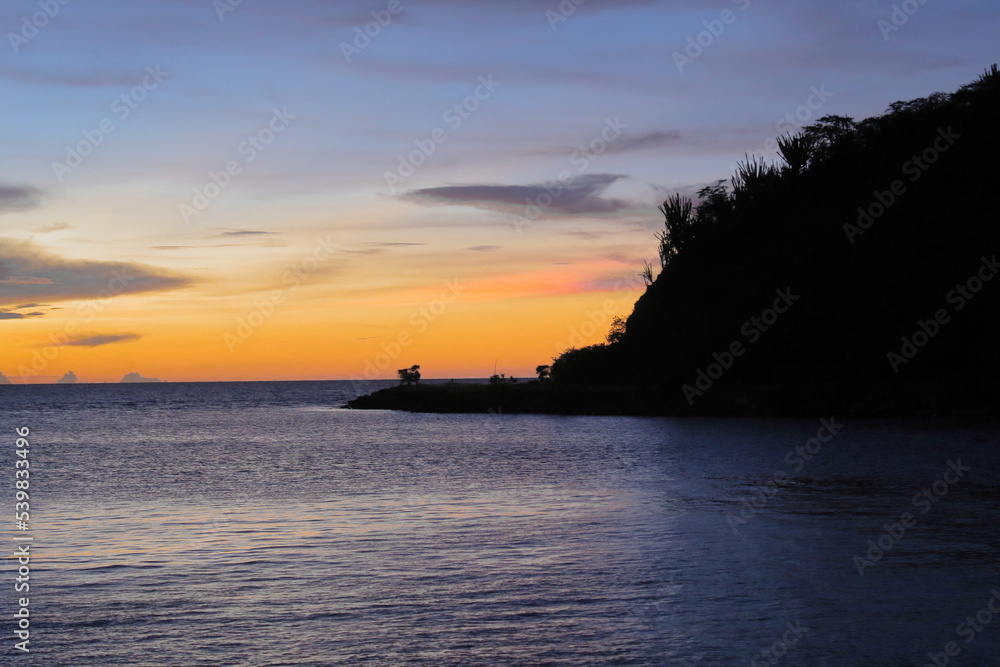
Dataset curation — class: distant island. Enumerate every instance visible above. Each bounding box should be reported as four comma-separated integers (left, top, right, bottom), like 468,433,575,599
121,372,163,383
349,66,1000,419
57,371,78,385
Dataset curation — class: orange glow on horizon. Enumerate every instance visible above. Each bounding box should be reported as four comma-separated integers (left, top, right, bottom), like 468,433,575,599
1,266,644,384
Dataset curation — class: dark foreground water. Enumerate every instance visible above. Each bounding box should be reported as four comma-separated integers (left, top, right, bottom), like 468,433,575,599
1,381,998,666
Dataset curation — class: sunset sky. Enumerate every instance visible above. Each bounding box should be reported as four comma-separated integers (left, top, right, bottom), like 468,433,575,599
1,0,997,383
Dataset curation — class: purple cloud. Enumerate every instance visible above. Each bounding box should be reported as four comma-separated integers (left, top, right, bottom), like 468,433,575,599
0,238,193,307
405,173,632,217
63,334,143,347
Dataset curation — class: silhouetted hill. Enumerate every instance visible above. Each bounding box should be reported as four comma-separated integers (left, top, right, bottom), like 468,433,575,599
552,66,1000,415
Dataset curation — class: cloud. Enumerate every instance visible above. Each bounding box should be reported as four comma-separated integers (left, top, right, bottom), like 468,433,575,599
63,334,143,348
404,174,632,217
0,277,53,285
33,223,71,234
564,230,611,240
537,131,681,156
151,241,287,250
0,185,41,214
350,57,647,93
312,242,425,257
215,230,279,237
0,61,160,89
0,308,45,320
466,245,501,252
605,131,681,154
0,238,193,307
605,252,644,265
422,0,659,11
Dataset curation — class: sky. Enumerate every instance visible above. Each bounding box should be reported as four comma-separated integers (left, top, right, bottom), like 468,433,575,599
0,0,997,383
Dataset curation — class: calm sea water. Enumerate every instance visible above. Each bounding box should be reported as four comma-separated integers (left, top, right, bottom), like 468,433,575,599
1,381,998,666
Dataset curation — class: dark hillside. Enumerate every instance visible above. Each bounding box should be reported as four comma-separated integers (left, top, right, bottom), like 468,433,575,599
552,66,1000,413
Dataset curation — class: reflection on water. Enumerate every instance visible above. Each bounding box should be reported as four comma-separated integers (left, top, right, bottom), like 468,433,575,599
2,382,998,665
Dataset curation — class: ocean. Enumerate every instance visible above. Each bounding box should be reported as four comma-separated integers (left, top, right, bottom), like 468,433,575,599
1,380,998,665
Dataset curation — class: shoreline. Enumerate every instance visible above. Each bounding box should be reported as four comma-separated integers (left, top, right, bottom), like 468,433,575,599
344,382,999,419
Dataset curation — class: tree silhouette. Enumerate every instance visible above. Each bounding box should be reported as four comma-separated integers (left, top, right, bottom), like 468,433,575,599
694,180,732,229
776,132,816,175
606,317,627,344
802,114,857,164
656,193,694,268
397,364,421,386
731,153,781,209
535,364,552,383
640,259,655,286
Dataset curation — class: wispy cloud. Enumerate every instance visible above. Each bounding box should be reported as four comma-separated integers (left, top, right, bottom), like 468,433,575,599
152,241,287,250
537,131,680,156
33,222,71,234
404,174,632,217
62,333,143,347
214,230,279,237
0,304,48,319
606,131,681,154
605,252,644,264
0,65,150,89
0,238,193,307
467,245,502,252
563,230,611,240
0,185,41,214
